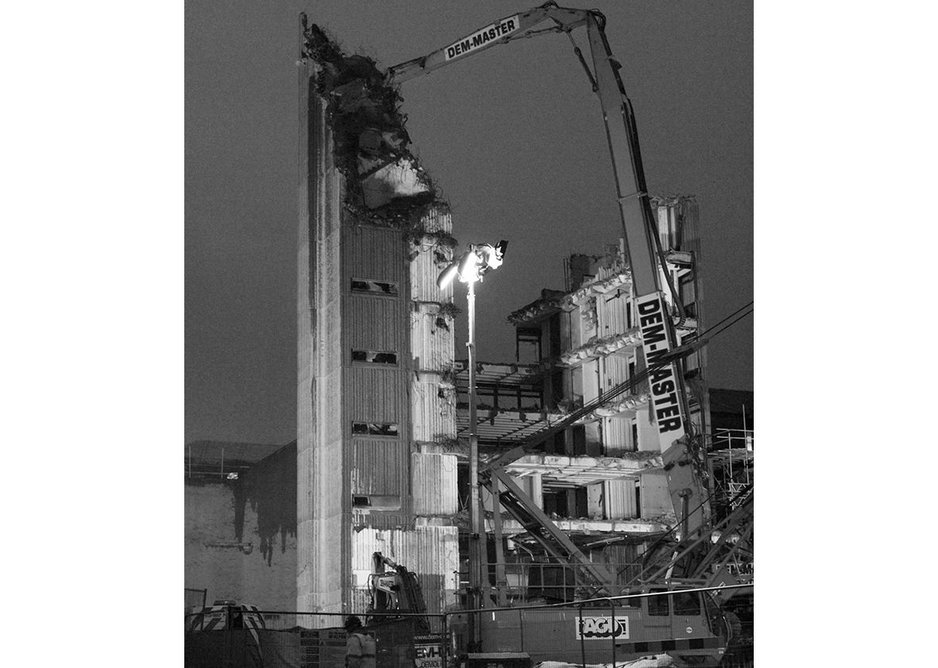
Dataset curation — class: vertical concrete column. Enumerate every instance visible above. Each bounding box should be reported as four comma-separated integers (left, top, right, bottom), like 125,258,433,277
530,473,543,509
297,63,347,619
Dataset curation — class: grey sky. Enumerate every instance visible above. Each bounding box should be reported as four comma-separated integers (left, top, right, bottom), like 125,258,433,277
185,0,752,444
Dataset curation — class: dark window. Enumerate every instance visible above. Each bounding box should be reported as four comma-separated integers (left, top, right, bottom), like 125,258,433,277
352,496,371,507
548,314,562,357
634,479,642,519
673,591,701,616
516,328,541,363
626,299,633,329
647,591,670,616
351,350,397,365
572,425,587,456
351,279,398,296
519,387,542,412
631,420,639,451
351,422,399,437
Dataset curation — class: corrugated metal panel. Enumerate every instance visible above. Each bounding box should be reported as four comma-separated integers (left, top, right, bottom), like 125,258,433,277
597,289,630,338
419,207,453,235
346,367,407,424
603,415,631,454
350,526,460,614
345,297,405,351
409,207,455,303
344,225,407,284
411,381,456,443
410,248,455,304
410,306,455,371
412,453,458,515
603,354,629,387
351,439,408,495
604,479,636,520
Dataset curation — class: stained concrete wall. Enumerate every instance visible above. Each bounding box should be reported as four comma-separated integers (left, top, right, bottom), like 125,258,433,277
185,451,297,611
297,65,347,615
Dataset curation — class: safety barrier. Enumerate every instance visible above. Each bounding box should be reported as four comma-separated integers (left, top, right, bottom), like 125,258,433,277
184,584,752,668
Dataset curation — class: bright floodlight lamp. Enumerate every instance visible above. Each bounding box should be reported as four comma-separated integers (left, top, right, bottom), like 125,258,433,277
437,240,508,289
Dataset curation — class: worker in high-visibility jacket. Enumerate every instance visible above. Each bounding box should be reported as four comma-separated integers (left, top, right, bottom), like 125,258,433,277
344,616,376,668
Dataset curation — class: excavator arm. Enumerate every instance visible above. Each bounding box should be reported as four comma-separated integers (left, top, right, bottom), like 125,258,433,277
387,3,710,577
386,3,591,86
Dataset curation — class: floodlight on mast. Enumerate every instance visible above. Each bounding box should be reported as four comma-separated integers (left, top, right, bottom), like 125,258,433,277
435,239,507,620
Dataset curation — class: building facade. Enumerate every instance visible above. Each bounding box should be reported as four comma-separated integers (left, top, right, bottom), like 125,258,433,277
450,196,713,598
297,25,461,619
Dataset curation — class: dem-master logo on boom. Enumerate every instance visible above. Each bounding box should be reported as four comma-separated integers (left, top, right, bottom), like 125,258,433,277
636,292,685,440
445,15,520,60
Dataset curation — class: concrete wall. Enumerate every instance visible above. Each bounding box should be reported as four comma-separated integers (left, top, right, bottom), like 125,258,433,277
185,473,296,611
297,66,347,615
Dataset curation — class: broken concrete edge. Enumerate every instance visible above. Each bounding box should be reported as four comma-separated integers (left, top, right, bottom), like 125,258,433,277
301,22,456,258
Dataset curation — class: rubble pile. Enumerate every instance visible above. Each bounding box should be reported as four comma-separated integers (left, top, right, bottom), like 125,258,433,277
301,21,457,258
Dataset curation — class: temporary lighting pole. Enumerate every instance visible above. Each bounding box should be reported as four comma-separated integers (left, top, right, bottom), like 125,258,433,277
466,276,481,629
437,240,507,652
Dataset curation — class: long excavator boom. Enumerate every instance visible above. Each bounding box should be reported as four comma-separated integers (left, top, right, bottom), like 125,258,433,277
387,4,590,86
387,1,710,567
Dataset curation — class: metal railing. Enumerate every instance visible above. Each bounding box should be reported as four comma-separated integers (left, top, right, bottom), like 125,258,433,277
456,559,646,604
710,428,754,452
184,585,753,667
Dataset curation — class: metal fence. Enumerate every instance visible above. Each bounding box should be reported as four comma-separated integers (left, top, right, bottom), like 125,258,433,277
184,586,753,668
185,609,448,668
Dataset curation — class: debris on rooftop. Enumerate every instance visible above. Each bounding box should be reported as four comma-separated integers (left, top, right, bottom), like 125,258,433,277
300,20,456,259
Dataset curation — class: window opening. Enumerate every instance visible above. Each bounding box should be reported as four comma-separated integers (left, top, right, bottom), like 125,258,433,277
351,350,397,365
351,422,399,437
647,591,670,616
351,279,398,295
673,591,701,616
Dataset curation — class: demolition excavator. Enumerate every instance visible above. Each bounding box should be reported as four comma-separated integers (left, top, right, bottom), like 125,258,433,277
333,3,752,665
388,4,752,665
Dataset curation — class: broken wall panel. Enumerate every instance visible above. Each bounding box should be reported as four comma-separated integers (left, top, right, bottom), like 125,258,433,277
411,381,456,443
596,289,631,338
408,207,456,303
412,452,458,516
410,304,456,372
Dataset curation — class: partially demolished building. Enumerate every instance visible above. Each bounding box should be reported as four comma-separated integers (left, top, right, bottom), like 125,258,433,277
297,20,728,617
453,196,710,594
297,24,461,617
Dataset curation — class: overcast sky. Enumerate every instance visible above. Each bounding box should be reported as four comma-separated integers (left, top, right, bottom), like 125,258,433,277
185,0,753,445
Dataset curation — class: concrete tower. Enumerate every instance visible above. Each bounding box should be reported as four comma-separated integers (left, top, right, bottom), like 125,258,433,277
297,19,461,622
